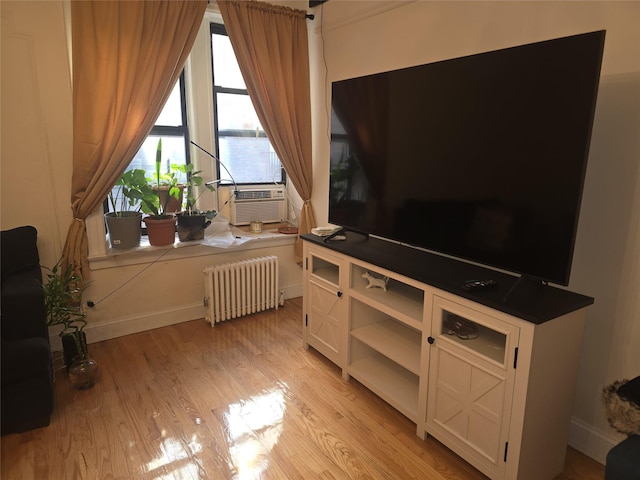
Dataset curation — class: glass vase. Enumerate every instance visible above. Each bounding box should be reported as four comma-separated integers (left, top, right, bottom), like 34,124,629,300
68,354,98,390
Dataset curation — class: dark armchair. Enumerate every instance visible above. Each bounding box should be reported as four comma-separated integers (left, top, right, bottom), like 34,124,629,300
1,226,54,434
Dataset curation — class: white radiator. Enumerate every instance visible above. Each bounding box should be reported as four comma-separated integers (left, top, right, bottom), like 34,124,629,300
204,256,280,326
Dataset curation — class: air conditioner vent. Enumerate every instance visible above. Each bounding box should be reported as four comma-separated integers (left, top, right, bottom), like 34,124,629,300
230,188,286,225
235,189,285,201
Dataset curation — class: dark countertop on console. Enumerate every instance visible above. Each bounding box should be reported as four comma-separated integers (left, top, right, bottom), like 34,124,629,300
302,233,594,325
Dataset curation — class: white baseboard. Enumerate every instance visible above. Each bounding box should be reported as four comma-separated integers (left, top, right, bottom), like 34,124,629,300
569,416,623,465
49,303,205,351
50,285,303,350
285,283,303,300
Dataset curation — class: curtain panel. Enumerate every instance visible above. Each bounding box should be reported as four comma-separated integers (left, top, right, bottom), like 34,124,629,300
217,0,316,262
64,0,206,276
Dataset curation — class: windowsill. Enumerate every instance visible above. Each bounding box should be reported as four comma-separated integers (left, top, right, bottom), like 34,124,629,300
88,220,297,271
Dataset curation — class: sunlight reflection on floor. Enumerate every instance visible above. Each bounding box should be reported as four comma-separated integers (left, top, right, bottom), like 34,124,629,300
225,383,287,479
145,432,204,479
144,383,288,479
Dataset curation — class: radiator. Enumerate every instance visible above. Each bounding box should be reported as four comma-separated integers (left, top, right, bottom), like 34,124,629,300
204,256,280,326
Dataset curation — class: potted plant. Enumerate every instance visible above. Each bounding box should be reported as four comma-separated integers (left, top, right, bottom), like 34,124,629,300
154,162,185,214
140,139,180,246
174,163,217,242
42,261,97,389
105,168,150,249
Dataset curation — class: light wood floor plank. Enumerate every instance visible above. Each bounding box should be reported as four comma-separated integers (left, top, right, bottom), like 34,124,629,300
1,298,604,479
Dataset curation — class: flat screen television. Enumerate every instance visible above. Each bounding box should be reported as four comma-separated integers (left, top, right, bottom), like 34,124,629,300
329,30,605,286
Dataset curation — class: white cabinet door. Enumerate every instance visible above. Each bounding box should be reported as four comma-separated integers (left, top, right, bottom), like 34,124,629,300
307,279,343,364
303,246,346,367
427,296,519,480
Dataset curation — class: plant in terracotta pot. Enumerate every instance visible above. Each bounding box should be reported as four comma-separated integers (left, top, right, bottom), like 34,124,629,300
42,260,97,389
154,163,185,215
140,139,180,246
174,163,217,242
105,168,150,249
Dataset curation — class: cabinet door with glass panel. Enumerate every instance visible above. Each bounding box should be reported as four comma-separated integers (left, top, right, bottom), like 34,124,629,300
303,244,347,369
426,295,520,480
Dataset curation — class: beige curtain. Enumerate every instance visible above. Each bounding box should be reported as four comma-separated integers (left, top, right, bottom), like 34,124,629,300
63,0,206,276
217,0,316,262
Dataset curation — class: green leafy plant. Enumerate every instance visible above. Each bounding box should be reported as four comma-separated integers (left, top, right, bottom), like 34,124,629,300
42,261,89,357
107,169,152,216
155,160,184,193
171,163,216,217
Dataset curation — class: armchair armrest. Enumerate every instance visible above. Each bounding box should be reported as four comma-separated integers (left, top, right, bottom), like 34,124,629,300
1,226,48,341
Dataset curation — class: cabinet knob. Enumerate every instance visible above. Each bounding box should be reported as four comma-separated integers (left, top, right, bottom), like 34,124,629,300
428,336,434,344
337,291,343,298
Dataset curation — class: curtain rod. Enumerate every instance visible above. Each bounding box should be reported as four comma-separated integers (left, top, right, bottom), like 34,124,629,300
306,14,314,20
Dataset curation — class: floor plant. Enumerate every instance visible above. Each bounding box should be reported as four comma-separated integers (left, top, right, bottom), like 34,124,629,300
42,260,97,388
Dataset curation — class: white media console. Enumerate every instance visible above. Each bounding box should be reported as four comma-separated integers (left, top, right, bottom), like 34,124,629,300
302,233,593,480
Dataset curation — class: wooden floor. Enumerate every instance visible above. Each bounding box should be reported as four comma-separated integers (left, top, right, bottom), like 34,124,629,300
1,298,605,480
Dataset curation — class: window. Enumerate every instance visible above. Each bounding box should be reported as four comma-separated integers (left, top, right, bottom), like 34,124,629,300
105,74,190,214
132,75,190,180
210,23,284,185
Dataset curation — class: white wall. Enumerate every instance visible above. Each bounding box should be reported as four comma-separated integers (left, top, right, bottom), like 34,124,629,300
308,0,640,463
0,1,304,349
1,0,73,265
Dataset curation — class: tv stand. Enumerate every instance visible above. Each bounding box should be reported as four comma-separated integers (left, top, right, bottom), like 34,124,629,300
302,233,593,480
323,226,369,243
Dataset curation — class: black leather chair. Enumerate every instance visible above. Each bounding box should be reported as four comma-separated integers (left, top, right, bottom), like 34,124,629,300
1,226,54,434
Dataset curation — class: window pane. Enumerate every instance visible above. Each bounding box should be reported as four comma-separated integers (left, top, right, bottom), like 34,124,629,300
219,138,282,184
106,135,187,214
216,92,282,183
155,82,183,127
211,25,284,185
217,92,262,131
129,135,187,182
212,33,246,89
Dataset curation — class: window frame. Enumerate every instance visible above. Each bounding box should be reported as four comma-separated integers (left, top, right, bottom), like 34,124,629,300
209,22,286,186
103,72,191,222
151,71,191,165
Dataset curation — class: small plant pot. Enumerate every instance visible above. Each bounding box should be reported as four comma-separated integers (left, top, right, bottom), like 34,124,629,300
144,216,176,246
177,213,212,242
154,185,184,214
105,212,142,249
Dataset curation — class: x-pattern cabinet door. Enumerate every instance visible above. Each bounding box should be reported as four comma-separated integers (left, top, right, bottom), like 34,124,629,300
303,246,346,368
427,296,519,480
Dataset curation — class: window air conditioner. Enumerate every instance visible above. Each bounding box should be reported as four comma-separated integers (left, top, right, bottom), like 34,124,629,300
229,188,287,225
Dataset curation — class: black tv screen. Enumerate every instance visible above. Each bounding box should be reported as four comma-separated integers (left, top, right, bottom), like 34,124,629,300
329,30,605,286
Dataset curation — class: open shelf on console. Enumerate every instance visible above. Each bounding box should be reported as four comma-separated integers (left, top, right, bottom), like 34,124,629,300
348,345,419,422
349,295,421,421
351,299,421,374
351,264,424,325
